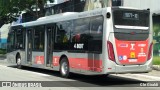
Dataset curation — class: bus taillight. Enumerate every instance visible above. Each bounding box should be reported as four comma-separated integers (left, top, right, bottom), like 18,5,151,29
147,43,153,60
107,41,115,62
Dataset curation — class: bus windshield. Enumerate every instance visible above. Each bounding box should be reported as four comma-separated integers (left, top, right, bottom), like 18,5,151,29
113,9,150,29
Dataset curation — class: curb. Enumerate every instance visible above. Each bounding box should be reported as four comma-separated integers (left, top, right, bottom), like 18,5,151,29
152,65,160,71
0,54,6,57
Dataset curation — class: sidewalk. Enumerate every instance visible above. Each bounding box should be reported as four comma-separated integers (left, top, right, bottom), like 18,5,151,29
152,65,160,71
0,55,6,61
0,55,8,66
0,54,6,59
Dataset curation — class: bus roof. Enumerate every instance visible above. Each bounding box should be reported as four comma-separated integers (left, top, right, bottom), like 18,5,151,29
11,7,148,28
11,8,105,28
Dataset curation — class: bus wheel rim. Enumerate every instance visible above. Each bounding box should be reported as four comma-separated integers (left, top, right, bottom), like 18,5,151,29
61,62,68,75
17,58,21,65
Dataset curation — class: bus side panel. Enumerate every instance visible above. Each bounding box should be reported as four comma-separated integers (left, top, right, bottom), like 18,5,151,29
7,51,16,64
20,50,26,65
31,52,45,66
52,52,103,74
7,50,25,65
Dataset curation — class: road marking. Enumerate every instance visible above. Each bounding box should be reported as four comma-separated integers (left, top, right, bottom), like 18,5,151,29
133,74,160,81
1,64,160,81
115,74,160,81
0,65,51,77
0,65,7,67
24,70,51,77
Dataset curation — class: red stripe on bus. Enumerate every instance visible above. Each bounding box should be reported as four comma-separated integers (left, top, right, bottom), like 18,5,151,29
34,56,102,72
35,56,44,64
52,56,60,66
69,58,102,72
52,57,102,72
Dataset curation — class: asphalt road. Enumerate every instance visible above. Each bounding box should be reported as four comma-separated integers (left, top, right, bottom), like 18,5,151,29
0,58,160,90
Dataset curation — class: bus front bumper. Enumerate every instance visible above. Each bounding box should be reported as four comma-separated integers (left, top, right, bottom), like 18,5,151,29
114,64,152,74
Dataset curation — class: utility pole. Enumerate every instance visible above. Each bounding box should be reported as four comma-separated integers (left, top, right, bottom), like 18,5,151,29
36,0,38,18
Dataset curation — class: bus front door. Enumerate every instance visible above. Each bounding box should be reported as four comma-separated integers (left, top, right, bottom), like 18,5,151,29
46,27,53,67
26,29,32,64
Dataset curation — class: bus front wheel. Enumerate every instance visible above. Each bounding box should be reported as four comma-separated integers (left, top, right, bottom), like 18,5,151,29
60,58,70,78
16,56,22,69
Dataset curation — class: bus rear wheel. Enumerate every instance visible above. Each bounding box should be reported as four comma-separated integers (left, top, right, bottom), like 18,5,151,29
60,58,70,78
16,56,22,69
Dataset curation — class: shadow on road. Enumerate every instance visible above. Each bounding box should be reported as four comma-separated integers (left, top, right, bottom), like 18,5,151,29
8,65,145,87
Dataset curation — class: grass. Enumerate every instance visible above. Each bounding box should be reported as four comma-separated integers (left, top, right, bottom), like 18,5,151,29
153,56,160,65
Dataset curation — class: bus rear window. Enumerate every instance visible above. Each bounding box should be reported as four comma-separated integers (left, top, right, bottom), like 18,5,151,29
113,9,149,27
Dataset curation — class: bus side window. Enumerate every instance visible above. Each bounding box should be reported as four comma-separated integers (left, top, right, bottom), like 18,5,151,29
33,26,45,51
7,31,15,52
55,24,67,43
54,21,70,50
89,16,103,53
59,29,67,43
91,16,103,34
97,25,102,34
16,29,24,49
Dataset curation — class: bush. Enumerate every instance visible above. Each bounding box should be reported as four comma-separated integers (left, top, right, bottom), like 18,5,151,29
0,49,6,54
153,43,160,56
153,56,160,65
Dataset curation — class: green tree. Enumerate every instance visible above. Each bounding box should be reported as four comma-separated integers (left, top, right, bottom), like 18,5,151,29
0,0,53,27
153,24,160,36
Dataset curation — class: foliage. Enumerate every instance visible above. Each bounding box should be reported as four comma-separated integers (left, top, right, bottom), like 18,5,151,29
153,24,160,37
0,49,6,54
0,0,54,27
153,43,160,56
153,56,160,65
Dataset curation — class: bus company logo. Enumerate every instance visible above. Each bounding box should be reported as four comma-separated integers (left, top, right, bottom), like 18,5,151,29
1,82,42,87
118,43,128,48
138,44,146,47
2,82,11,87
130,43,135,50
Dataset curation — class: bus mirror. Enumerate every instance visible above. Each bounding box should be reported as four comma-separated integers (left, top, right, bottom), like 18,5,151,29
106,12,111,19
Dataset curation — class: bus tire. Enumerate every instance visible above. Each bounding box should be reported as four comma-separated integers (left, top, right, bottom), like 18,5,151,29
101,74,109,77
16,55,22,69
60,57,70,78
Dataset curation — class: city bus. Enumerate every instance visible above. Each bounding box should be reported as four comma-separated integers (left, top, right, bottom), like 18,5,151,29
7,7,153,78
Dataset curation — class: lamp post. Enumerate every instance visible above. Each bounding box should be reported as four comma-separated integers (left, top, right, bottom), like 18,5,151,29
36,0,39,18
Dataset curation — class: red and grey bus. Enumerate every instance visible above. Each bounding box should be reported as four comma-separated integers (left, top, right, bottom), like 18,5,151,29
7,7,153,77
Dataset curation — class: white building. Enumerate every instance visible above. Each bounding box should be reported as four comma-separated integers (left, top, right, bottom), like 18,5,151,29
0,24,10,49
123,0,160,15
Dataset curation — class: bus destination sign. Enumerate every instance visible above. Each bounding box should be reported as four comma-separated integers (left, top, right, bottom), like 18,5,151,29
123,12,139,20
